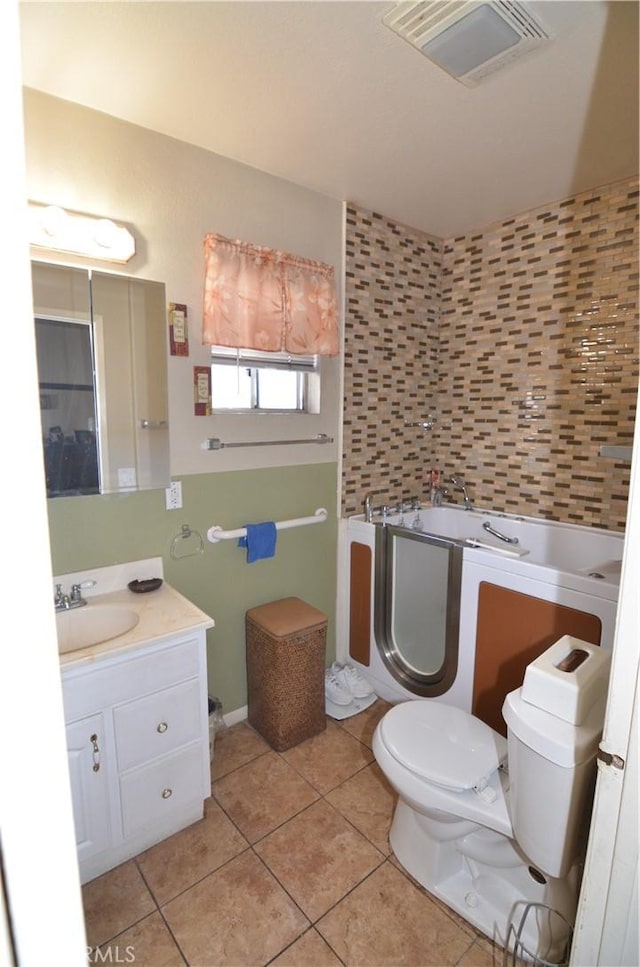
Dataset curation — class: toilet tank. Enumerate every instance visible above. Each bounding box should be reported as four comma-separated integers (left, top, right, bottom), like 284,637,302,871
502,638,610,878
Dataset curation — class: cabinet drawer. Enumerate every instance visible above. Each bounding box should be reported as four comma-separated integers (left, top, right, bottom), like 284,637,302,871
63,635,202,722
119,744,203,838
114,678,202,772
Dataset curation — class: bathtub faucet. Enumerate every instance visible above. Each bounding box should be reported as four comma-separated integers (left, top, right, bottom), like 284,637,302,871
448,475,473,511
364,493,374,523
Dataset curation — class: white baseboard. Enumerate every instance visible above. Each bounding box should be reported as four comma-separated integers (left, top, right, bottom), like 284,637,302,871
224,705,248,728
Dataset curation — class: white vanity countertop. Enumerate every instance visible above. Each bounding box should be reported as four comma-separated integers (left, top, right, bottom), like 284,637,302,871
59,582,214,668
55,557,214,668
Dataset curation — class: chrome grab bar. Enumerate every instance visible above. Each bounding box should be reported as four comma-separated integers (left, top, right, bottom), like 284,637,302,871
482,521,519,545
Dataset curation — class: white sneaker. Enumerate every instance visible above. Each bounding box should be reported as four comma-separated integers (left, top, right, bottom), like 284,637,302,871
332,662,374,699
325,668,352,706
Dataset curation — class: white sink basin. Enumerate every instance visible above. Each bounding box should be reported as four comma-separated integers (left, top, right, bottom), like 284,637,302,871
56,604,139,654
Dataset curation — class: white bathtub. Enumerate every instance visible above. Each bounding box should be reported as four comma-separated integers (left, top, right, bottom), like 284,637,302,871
344,505,624,722
378,504,623,597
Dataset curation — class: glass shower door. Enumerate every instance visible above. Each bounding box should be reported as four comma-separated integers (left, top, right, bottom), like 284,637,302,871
374,525,462,696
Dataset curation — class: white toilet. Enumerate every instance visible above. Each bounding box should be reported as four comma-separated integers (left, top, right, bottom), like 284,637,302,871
372,636,611,963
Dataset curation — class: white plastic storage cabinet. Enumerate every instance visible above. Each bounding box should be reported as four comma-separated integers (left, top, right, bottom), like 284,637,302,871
61,630,210,883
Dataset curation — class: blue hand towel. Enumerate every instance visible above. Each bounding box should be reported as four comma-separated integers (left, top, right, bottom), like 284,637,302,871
238,521,277,563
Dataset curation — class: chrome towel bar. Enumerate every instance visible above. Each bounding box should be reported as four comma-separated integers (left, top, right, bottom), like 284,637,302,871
203,433,333,450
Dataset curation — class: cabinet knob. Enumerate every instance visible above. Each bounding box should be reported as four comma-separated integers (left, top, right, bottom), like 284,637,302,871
156,722,168,733
161,788,173,799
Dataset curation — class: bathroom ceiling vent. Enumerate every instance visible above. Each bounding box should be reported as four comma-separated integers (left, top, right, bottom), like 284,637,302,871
382,1,551,86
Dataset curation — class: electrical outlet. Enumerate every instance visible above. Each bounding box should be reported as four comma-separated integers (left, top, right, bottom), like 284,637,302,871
165,480,182,510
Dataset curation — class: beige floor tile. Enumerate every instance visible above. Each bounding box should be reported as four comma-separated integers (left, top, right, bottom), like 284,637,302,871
103,911,186,966
255,799,384,922
271,927,343,966
282,719,374,794
317,860,475,966
326,761,397,855
339,698,393,748
388,853,490,942
136,797,249,904
83,860,156,948
162,850,309,967
214,750,319,843
457,938,501,966
211,720,270,780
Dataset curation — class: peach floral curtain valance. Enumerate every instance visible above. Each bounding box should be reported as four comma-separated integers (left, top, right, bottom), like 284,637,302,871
202,233,339,356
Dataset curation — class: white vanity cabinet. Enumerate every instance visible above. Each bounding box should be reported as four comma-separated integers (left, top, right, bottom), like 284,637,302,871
61,629,211,884
65,712,112,866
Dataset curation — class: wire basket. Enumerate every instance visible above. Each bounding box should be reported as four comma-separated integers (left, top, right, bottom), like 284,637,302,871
503,902,573,967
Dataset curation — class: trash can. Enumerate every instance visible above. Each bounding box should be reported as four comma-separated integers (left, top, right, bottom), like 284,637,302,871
208,696,225,761
246,596,327,751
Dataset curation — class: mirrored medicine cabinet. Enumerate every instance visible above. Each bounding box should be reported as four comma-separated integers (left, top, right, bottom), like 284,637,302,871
31,261,170,497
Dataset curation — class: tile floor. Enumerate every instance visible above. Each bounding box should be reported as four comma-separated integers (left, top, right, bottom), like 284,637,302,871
83,700,501,966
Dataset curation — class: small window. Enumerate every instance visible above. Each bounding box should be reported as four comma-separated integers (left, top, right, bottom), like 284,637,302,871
210,347,319,413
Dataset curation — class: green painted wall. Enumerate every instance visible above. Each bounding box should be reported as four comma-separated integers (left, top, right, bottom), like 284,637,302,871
47,463,339,714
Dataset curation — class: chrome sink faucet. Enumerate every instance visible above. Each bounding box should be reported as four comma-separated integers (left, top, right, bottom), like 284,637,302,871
448,475,473,511
54,584,70,611
54,580,96,611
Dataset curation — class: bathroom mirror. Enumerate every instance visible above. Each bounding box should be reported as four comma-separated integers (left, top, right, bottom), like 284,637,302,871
32,261,170,497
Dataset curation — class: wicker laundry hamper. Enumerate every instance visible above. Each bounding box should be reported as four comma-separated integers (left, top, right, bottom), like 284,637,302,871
246,596,327,751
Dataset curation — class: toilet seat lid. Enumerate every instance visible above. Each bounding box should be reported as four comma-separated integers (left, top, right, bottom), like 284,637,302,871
380,701,507,792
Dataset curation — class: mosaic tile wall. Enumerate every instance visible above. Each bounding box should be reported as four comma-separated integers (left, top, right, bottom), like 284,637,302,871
342,178,638,530
342,206,442,516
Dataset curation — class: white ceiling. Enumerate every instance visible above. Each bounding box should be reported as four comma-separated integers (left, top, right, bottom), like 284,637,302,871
19,1,639,238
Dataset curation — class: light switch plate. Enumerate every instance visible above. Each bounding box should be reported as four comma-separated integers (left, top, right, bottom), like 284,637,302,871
118,467,137,488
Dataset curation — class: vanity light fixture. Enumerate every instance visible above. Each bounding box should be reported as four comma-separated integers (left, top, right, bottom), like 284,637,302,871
28,201,136,263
